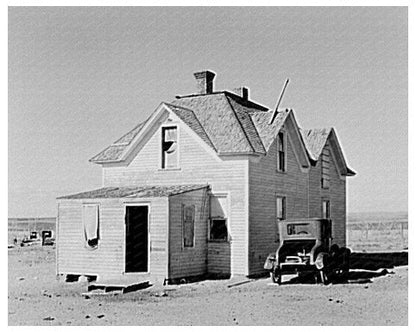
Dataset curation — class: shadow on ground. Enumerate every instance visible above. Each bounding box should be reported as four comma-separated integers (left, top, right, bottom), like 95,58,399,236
269,251,408,285
349,251,408,270
165,251,408,287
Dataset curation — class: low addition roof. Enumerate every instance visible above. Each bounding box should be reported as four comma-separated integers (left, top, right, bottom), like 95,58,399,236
57,184,209,200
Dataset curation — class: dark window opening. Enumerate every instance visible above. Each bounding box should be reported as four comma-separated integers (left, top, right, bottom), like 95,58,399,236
287,223,310,235
210,218,228,241
277,132,285,172
209,195,228,242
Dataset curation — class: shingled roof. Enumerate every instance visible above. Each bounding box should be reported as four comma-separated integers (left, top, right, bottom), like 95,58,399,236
90,121,147,162
301,128,356,176
90,91,276,163
58,184,209,200
300,128,332,161
250,109,290,151
89,86,352,176
171,92,267,154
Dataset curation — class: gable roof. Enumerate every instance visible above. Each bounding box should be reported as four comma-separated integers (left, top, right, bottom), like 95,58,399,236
301,128,356,176
90,92,273,163
300,128,332,161
58,184,209,200
250,109,290,151
89,90,352,176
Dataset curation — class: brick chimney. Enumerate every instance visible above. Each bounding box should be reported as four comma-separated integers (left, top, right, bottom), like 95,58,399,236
193,70,216,94
233,86,249,101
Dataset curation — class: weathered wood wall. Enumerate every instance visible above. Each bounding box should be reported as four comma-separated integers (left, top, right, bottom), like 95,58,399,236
308,140,346,247
168,188,210,279
248,125,309,275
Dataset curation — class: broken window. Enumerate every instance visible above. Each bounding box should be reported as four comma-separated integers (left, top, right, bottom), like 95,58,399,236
321,147,330,188
322,200,330,219
82,204,99,249
161,126,178,169
209,195,228,241
183,205,195,247
277,132,285,172
276,196,286,220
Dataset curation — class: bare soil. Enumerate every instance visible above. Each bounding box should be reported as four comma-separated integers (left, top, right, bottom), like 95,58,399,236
8,246,408,326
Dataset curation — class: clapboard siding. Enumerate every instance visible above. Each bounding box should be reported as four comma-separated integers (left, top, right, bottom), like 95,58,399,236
102,116,249,275
57,197,169,280
168,188,209,279
57,199,125,279
147,197,169,279
208,242,231,275
248,127,309,275
308,141,346,246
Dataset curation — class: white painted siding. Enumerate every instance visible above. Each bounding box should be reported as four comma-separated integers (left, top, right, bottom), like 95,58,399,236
57,197,169,281
102,117,249,275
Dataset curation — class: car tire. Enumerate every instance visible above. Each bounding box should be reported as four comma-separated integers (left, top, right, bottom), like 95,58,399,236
315,252,330,284
270,268,281,284
339,247,351,278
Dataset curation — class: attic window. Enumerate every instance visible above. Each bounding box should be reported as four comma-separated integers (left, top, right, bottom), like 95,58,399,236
82,204,99,249
277,132,285,172
321,147,330,188
161,126,178,169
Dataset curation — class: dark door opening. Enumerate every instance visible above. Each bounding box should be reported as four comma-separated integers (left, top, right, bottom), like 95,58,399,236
125,205,148,273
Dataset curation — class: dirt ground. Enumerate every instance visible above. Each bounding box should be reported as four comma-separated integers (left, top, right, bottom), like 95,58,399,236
8,246,408,326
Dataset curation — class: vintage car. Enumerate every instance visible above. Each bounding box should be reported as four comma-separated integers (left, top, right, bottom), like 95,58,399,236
264,218,351,284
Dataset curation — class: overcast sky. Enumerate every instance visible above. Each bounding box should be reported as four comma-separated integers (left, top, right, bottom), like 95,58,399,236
8,6,407,217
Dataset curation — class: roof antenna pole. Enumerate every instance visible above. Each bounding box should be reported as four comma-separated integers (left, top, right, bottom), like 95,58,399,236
269,78,290,125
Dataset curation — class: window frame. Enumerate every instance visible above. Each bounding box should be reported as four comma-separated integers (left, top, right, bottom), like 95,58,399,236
182,204,195,248
322,200,330,219
82,203,100,250
276,131,286,172
276,196,286,221
208,193,229,242
161,125,179,170
321,146,330,189
209,217,229,242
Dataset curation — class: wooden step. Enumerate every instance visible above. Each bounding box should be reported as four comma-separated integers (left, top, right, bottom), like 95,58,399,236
86,278,151,295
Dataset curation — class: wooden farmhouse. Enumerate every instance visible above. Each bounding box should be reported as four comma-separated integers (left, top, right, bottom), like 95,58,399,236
56,71,355,284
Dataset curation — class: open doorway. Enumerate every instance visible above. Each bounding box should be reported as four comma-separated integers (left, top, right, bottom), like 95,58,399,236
125,205,149,273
